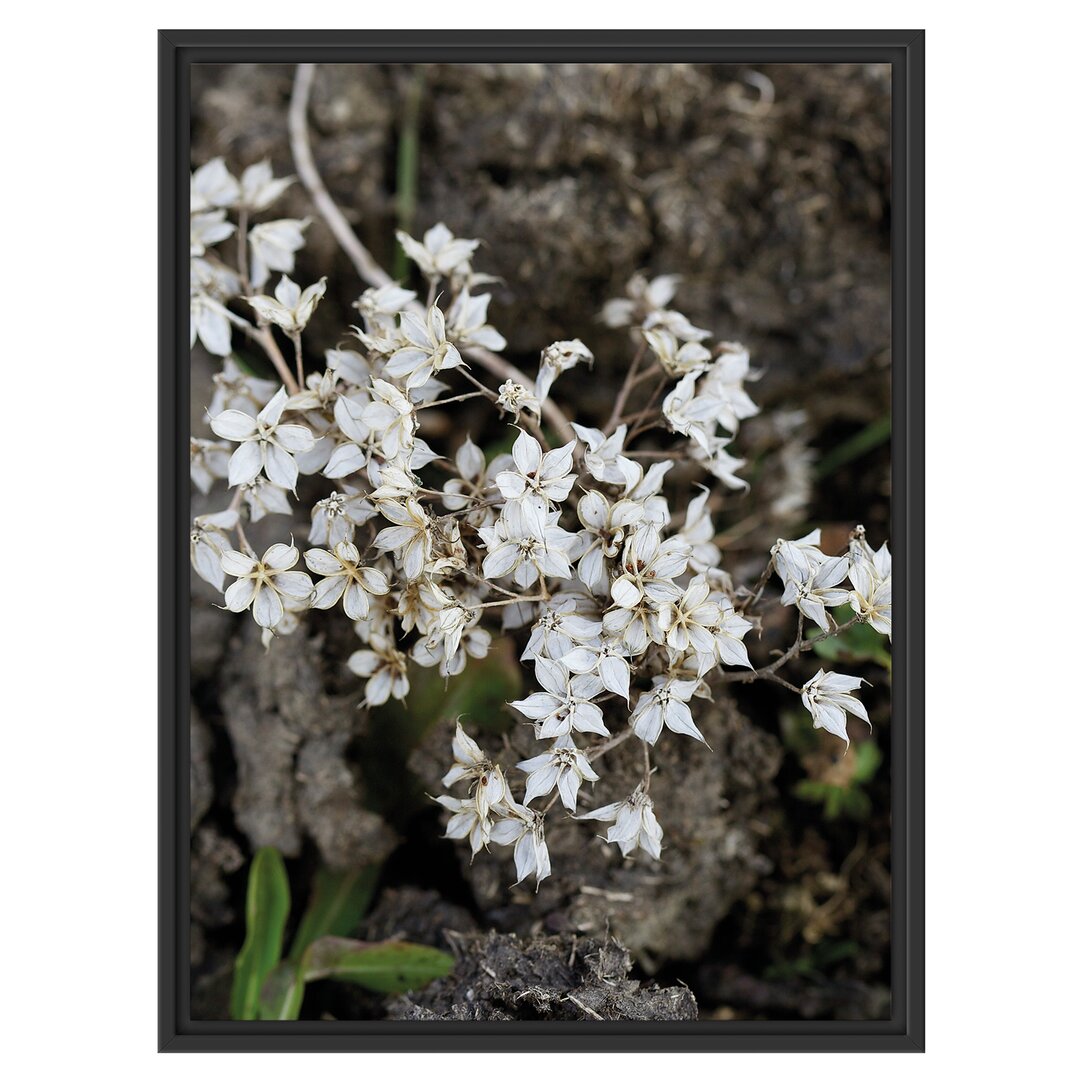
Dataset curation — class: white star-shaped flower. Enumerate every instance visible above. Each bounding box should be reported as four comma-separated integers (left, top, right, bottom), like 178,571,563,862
577,784,663,859
517,735,599,812
304,541,390,620
489,806,551,889
396,222,479,280
509,657,609,739
353,283,417,334
662,371,725,451
655,574,722,654
347,635,410,706
371,497,434,580
446,288,507,351
571,422,640,488
308,488,376,548
190,510,238,591
434,795,492,857
600,272,680,328
610,526,690,609
248,219,310,289
441,722,511,824
772,529,828,584
382,304,464,390
644,327,711,377
521,603,603,664
535,339,593,402
712,596,755,669
210,385,316,490
780,554,851,632
240,477,292,522
801,670,871,748
190,210,234,257
238,160,294,212
494,429,577,539
574,490,644,592
220,543,314,629
496,380,541,420
477,512,577,588
560,634,634,701
247,274,326,334
190,438,231,495
629,676,704,746
699,342,759,434
190,158,240,212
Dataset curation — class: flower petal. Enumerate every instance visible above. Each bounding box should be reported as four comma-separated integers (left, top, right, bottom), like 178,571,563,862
252,585,284,628
223,577,256,612
273,571,314,600
264,443,299,490
227,440,263,486
210,410,257,441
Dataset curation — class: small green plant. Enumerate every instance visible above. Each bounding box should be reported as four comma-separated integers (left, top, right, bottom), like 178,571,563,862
808,603,891,673
780,707,883,821
229,848,454,1020
793,740,882,821
764,937,860,980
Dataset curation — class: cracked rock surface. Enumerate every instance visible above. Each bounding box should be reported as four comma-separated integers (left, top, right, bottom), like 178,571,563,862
390,930,697,1021
217,621,397,869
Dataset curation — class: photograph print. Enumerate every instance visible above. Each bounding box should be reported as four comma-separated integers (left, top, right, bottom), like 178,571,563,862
168,32,922,1049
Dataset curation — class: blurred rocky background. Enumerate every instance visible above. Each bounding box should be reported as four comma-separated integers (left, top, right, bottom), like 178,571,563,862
189,62,892,1022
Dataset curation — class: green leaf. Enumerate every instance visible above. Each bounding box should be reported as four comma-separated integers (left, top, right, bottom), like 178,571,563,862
794,779,830,803
290,865,380,961
823,786,845,820
840,787,872,821
852,740,883,784
810,613,892,672
229,848,291,1020
258,960,306,1021
392,66,426,282
439,646,522,734
256,864,382,1021
781,709,821,756
360,641,523,823
814,415,891,479
304,936,454,993
229,347,276,381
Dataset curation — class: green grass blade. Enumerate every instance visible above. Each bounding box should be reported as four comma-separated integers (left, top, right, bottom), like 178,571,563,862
392,66,426,281
814,415,891,479
303,936,454,994
229,848,291,1020
258,960,306,1021
289,865,380,961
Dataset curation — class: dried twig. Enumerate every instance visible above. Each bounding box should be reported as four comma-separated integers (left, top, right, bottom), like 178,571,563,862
287,62,577,445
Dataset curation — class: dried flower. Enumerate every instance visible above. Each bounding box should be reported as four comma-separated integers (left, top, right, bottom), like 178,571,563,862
220,543,314,629
210,386,316,491
305,541,390,620
577,784,663,859
801,670,871,748
247,274,326,334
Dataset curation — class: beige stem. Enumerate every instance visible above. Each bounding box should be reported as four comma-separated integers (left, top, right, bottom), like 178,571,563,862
287,62,577,445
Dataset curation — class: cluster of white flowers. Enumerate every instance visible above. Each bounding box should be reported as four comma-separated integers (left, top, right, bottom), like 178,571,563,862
190,157,891,890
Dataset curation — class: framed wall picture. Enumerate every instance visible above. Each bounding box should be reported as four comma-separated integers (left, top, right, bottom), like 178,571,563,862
161,28,924,1052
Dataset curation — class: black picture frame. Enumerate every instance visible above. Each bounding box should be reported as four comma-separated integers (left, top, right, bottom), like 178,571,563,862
161,28,924,1052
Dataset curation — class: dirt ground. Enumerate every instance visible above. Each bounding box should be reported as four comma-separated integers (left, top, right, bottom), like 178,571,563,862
189,61,892,1021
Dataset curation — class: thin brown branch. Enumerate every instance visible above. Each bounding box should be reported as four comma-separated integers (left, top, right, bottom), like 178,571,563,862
585,727,636,763
718,614,863,686
287,62,577,444
232,318,301,395
604,342,647,434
